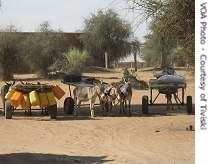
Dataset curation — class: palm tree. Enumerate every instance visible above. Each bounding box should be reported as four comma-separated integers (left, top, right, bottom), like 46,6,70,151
130,39,142,71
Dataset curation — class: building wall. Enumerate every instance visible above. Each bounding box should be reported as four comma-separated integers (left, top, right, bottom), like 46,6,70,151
117,62,145,69
0,32,83,49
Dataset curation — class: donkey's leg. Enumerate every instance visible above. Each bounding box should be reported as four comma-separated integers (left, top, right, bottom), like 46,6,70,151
123,101,127,115
119,102,122,114
74,99,80,116
109,101,112,113
44,107,49,115
73,95,78,116
2,98,5,115
128,99,131,116
100,99,107,116
90,99,95,118
102,102,106,116
41,108,44,115
105,102,110,116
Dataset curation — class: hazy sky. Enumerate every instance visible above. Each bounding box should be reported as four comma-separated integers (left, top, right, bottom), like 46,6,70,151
0,0,148,40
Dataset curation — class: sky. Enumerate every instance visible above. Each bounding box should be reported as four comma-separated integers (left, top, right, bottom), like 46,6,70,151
0,0,148,40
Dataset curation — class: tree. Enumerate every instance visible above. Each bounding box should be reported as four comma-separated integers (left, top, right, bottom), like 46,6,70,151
0,26,21,80
21,22,67,76
80,9,132,68
129,39,142,71
128,0,195,67
63,48,89,74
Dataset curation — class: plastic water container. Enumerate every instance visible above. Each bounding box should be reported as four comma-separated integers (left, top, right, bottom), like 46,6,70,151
52,85,65,100
47,92,57,106
39,92,49,107
21,94,30,109
29,91,40,106
10,91,23,108
5,89,15,100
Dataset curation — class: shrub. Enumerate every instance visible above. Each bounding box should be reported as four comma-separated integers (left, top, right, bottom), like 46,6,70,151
63,49,89,75
0,32,20,80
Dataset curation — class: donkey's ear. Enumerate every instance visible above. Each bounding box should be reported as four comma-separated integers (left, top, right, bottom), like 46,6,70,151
122,77,126,83
20,80,25,85
100,80,103,85
93,81,98,85
12,80,16,86
110,82,115,86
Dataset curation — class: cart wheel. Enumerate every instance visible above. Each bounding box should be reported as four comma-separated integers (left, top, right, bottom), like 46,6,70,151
142,96,149,114
64,97,74,114
186,96,192,114
47,104,57,119
5,100,14,119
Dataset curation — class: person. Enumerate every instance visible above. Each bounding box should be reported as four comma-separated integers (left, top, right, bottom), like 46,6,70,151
162,65,176,75
131,69,137,78
123,67,130,78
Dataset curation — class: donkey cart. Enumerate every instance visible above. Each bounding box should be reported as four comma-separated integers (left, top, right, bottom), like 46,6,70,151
142,77,193,115
61,75,100,115
4,83,64,119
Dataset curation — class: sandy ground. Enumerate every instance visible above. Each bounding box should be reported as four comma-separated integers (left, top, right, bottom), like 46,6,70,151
0,69,195,164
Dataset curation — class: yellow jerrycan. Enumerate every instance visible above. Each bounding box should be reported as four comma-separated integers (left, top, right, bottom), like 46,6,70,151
5,89,15,100
21,94,30,109
46,92,57,106
29,91,40,106
10,91,24,108
39,92,49,107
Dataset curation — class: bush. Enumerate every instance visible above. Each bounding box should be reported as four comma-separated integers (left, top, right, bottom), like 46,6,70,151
80,9,131,67
0,32,20,80
170,46,186,67
63,49,89,74
21,22,67,77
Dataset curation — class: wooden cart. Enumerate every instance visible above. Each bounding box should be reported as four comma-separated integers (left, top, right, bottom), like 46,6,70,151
61,75,99,115
141,79,193,114
5,83,57,119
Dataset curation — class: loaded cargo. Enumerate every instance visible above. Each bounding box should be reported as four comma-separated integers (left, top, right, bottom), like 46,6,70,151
4,83,65,119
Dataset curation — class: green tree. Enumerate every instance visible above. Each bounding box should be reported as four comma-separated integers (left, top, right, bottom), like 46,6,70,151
129,39,142,71
80,9,132,68
63,48,89,74
22,21,67,76
170,46,186,66
128,0,195,67
0,26,21,80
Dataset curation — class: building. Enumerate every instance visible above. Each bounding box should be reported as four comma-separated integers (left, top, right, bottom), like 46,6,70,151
117,55,145,69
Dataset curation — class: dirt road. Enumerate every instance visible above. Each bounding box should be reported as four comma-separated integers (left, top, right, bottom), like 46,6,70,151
0,69,195,164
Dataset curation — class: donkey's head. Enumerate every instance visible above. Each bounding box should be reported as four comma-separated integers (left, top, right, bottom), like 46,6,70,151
5,81,15,88
0,81,15,97
94,80,105,96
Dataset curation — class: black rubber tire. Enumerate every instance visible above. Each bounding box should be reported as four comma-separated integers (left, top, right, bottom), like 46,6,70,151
5,100,14,119
186,96,193,114
142,96,149,114
47,104,57,119
64,97,74,114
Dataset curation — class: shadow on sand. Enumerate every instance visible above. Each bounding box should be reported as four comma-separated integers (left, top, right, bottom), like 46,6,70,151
0,153,112,164
0,104,195,121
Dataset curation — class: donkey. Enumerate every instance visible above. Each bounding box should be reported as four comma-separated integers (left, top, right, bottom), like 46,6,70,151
99,83,115,115
98,80,133,116
73,82,104,118
0,81,15,114
116,79,132,116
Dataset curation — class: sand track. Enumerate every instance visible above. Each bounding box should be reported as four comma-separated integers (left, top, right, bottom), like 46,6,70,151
0,70,194,164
